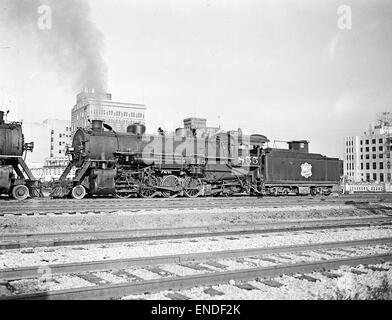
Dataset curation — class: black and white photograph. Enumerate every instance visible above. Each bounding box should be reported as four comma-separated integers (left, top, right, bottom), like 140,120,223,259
0,0,392,307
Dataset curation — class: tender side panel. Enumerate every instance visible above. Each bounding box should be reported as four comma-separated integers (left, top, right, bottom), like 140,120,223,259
264,150,340,185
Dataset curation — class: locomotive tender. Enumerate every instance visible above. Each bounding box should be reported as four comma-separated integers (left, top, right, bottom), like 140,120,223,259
50,119,342,199
0,110,42,200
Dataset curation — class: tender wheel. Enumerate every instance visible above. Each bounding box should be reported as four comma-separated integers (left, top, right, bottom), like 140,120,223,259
140,175,160,198
183,177,202,198
12,185,29,200
161,175,181,198
71,185,86,200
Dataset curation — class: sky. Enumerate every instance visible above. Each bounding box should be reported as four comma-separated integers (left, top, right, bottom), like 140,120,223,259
1,0,392,158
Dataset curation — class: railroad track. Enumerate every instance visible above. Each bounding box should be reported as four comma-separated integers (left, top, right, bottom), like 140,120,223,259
1,216,392,249
1,195,392,215
1,237,391,300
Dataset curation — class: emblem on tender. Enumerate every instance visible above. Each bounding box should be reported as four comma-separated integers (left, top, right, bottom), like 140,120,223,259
300,162,312,178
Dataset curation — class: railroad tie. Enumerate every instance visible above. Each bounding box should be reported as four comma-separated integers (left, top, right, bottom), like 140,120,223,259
204,288,224,297
165,292,191,300
257,279,284,288
180,262,214,271
77,273,108,285
111,270,144,282
236,258,258,267
350,269,368,275
295,275,319,283
203,261,228,270
144,267,175,277
321,272,341,279
367,266,390,272
235,283,259,291
336,248,355,254
258,257,278,263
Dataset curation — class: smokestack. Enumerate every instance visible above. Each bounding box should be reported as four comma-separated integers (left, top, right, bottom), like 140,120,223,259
0,111,4,124
1,0,108,92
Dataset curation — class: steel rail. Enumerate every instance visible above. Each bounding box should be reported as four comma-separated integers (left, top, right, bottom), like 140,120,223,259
1,199,390,215
3,192,392,202
1,216,392,250
1,194,391,207
1,237,391,283
2,252,392,300
0,197,389,207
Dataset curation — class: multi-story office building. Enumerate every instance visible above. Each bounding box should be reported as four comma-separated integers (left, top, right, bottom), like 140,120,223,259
344,114,392,183
23,119,72,163
71,89,147,134
23,119,73,182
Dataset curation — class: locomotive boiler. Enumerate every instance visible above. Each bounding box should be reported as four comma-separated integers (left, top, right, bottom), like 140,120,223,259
0,110,42,200
51,120,269,199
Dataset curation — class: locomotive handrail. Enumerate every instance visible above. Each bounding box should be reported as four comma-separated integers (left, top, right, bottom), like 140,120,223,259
86,159,117,162
0,155,25,159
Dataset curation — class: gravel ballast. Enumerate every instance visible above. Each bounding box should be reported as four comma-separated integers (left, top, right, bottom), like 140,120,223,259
121,263,392,300
1,203,391,235
1,226,391,269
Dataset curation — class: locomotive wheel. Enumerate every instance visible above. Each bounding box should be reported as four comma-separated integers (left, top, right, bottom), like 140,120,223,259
183,177,202,198
12,185,29,201
140,175,160,198
71,185,86,200
161,175,181,198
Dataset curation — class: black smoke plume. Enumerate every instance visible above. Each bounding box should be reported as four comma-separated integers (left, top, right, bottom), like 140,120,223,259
1,0,108,92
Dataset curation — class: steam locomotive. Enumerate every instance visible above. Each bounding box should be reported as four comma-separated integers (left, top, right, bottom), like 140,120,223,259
50,119,342,199
0,110,42,200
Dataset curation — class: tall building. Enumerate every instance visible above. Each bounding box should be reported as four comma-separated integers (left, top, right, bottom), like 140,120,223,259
344,113,392,183
71,89,147,134
23,119,72,163
23,119,73,182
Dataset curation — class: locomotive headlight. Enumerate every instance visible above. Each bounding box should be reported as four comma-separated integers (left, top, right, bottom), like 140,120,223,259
23,142,34,152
